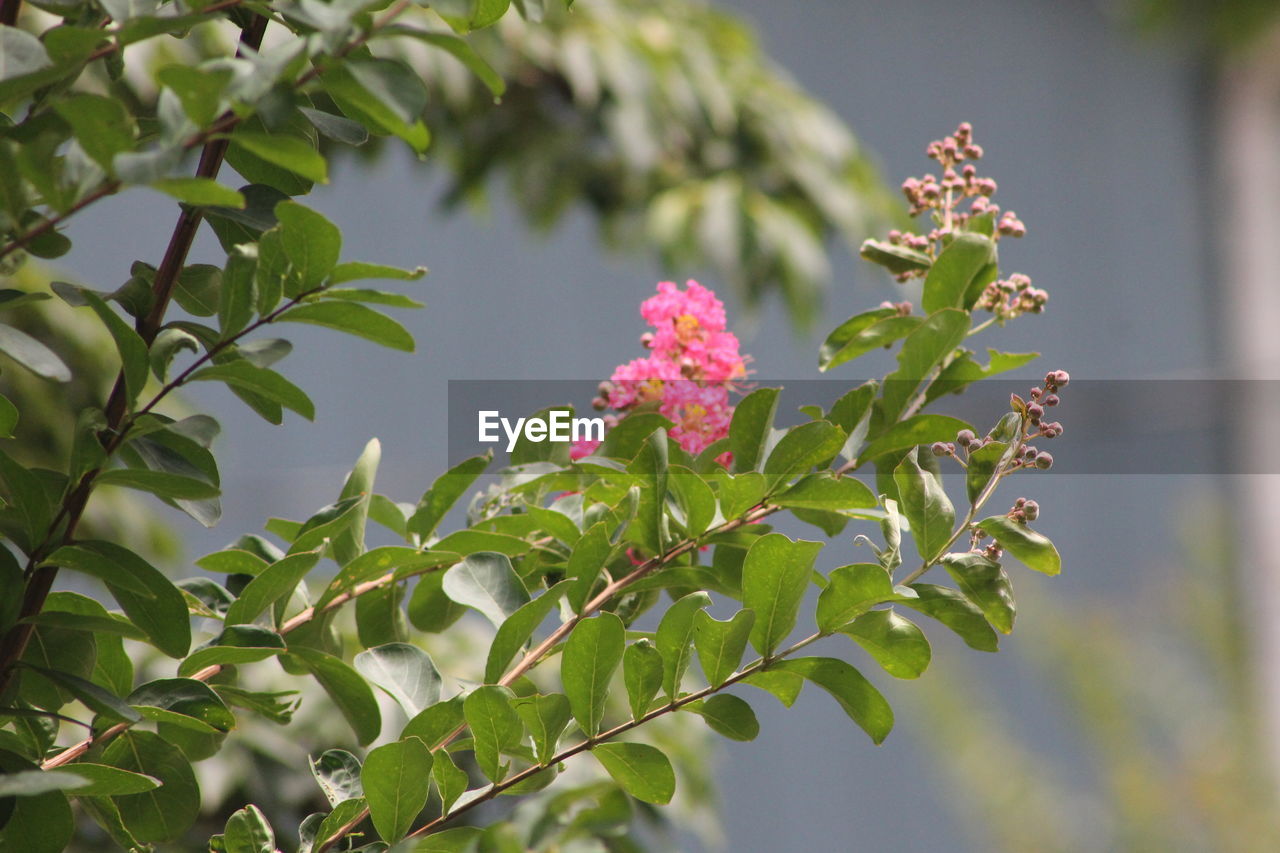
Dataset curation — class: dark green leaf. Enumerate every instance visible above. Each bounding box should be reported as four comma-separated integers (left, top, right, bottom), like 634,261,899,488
762,421,845,490
289,648,381,744
484,582,568,683
223,548,320,626
858,414,974,464
222,804,275,853
622,638,663,720
880,308,970,421
310,749,363,806
230,132,328,183
921,232,996,313
177,626,285,677
102,731,199,843
408,453,489,539
190,360,315,421
815,563,896,633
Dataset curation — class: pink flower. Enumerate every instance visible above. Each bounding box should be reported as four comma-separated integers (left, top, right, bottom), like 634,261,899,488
587,280,748,461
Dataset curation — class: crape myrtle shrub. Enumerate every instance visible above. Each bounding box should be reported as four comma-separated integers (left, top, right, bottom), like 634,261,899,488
0,0,1070,845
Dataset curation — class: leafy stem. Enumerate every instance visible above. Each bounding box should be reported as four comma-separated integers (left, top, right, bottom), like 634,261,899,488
407,629,824,841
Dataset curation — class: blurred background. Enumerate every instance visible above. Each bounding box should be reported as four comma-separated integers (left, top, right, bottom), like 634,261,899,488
12,0,1280,849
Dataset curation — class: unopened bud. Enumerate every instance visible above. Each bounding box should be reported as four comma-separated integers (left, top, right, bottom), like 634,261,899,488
1023,500,1039,521
1034,452,1054,470
931,442,949,456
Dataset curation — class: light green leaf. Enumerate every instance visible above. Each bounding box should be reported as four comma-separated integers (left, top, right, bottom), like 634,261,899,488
0,325,71,382
512,692,571,764
655,591,711,699
941,551,1016,633
223,549,320,626
190,360,315,421
354,642,442,718
921,232,996,313
839,609,931,679
772,471,876,511
362,737,433,844
858,414,974,464
894,450,955,563
441,552,530,629
741,533,822,656
288,648,381,744
762,421,845,490
221,804,275,853
687,693,759,741
484,582,568,683
230,132,328,183
774,656,893,744
463,684,522,782
561,612,624,737
815,563,896,633
976,516,1061,575
278,301,414,351
622,638,663,720
880,308,970,421
153,178,244,208
693,609,754,687
898,583,998,652
592,742,674,805
729,387,779,473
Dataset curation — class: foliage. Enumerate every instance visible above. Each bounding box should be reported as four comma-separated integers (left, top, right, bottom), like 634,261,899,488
0,0,1070,844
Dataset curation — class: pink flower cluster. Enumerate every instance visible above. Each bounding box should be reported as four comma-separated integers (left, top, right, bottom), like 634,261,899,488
573,280,748,460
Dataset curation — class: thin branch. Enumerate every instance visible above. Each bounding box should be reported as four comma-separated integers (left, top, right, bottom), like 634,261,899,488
407,630,824,840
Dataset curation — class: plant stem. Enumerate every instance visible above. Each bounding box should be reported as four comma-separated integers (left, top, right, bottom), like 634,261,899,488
408,630,824,839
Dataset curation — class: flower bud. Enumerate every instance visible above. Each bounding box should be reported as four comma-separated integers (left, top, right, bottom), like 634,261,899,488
1052,370,1070,387
1027,403,1044,420
1023,500,1039,521
1034,452,1054,469
956,429,976,445
1043,394,1059,407
931,442,949,456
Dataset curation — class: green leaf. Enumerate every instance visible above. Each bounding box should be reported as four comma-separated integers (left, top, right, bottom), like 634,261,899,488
362,737,433,844
61,763,160,796
774,657,893,744
321,288,424,308
772,472,876,511
687,693,759,741
354,642,442,718
23,664,141,723
0,324,71,382
655,591,711,699
591,742,674,805
622,638,663,720
441,552,530,629
190,360,315,421
311,797,367,852
177,626,286,676
230,132,328,183
762,421,845,490
815,563,896,633
43,544,152,596
898,583,998,652
729,387,779,473
288,648,381,744
408,453,489,539
217,248,256,337
858,414,974,464
408,571,466,634
101,731,199,843
153,178,244,208
927,348,1040,405
463,685,522,782
668,466,716,538
273,200,342,292
512,692,571,764
484,582,568,683
322,60,430,153
128,678,235,731
858,238,932,276
0,768,89,798
309,749,363,806
388,29,505,96
96,468,219,500
941,552,1015,633
561,612,624,737
741,533,822,656
596,411,671,460
880,308,970,421
53,93,135,172
693,609,754,687
819,313,922,373
77,541,190,657
221,804,275,853
921,232,996,313
223,549,321,626
715,470,765,520
328,260,428,285
278,301,414,351
626,427,669,553
894,450,955,564
430,749,468,814
402,694,464,749
156,65,231,127
976,516,1061,575
839,610,931,679
0,392,17,437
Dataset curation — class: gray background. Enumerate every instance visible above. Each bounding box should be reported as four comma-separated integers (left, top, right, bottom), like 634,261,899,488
55,1,1213,849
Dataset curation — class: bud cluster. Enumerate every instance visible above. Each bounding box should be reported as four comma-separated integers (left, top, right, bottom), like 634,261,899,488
974,272,1048,321
887,123,1030,284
